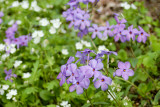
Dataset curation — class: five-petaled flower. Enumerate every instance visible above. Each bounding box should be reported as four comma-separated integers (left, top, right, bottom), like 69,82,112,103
115,61,134,80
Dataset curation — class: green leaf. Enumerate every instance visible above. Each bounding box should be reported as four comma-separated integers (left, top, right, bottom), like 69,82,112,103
93,102,108,105
153,90,160,105
82,103,91,107
118,49,128,61
39,90,53,101
23,87,39,95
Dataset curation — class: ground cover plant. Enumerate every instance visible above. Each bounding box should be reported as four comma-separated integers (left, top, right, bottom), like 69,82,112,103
0,0,160,107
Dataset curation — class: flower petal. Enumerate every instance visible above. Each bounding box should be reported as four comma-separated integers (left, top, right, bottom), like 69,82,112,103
115,69,123,76
101,83,108,91
69,85,76,92
76,86,83,94
94,80,101,89
125,62,131,69
127,69,134,76
118,62,125,69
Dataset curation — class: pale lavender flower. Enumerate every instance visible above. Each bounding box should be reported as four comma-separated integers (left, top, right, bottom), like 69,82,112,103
4,69,17,82
94,75,112,91
103,21,114,37
57,65,67,86
122,25,139,41
137,26,150,43
78,28,89,38
88,59,103,81
0,19,2,24
114,13,127,29
115,61,134,80
74,13,90,30
69,79,84,94
0,11,4,17
113,27,126,42
89,24,104,39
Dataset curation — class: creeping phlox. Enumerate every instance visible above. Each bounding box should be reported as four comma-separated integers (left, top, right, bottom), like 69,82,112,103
63,0,150,43
57,49,134,94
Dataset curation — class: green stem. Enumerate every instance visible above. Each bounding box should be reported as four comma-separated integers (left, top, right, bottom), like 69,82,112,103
107,90,121,107
85,90,93,107
89,37,97,51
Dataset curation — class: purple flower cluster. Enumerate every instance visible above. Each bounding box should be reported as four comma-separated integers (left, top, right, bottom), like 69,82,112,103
0,11,4,24
57,49,135,94
63,1,150,43
4,69,17,82
63,0,99,38
4,22,31,50
57,49,114,94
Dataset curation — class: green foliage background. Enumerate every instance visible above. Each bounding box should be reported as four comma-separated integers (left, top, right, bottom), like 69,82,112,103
0,0,160,107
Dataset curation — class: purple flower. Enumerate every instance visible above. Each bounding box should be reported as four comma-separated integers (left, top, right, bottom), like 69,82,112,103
94,75,112,91
79,0,95,3
66,63,78,84
79,66,94,89
103,21,114,37
101,50,117,56
0,11,4,17
113,27,126,42
5,23,18,40
75,51,88,64
122,25,139,41
4,69,17,82
74,13,90,30
137,26,150,43
115,61,134,80
67,56,75,64
57,65,67,86
69,79,84,94
88,59,103,81
0,18,2,24
78,28,89,38
114,13,127,29
81,49,95,55
67,0,79,8
89,24,104,39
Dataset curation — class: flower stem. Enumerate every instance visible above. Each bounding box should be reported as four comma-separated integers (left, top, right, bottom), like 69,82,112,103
89,37,98,51
107,90,121,107
85,90,93,107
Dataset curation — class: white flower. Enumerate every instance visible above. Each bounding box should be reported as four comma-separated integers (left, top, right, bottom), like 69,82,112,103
0,44,5,51
12,97,17,102
131,4,137,9
12,1,20,7
21,1,29,9
32,30,44,38
0,0,4,2
100,35,108,41
6,93,12,99
23,65,27,69
0,61,2,64
120,2,130,10
8,20,15,25
22,72,31,78
10,89,17,95
87,100,90,103
30,48,35,54
5,44,16,54
75,42,83,50
14,60,22,68
33,37,41,44
2,85,9,90
61,28,66,34
62,49,69,55
98,45,108,53
42,39,49,47
50,19,61,29
49,26,56,34
80,40,91,47
56,105,60,107
46,4,53,8
39,18,49,26
124,102,128,105
2,53,10,60
16,20,22,25
30,1,41,12
109,43,112,46
107,90,116,101
0,89,4,95
60,101,68,106
36,17,41,20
